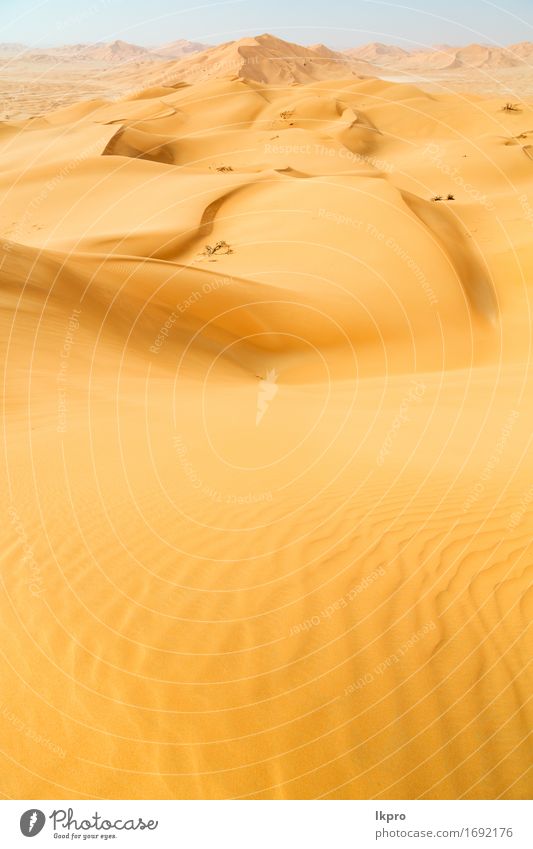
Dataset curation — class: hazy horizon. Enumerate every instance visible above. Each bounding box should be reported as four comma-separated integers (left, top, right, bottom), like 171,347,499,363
1,32,533,52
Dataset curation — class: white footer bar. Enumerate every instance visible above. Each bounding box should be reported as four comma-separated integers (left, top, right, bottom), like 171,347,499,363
1,800,531,848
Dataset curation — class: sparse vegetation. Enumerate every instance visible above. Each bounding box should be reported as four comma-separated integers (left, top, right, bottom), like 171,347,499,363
279,110,294,120
447,194,455,200
202,240,233,258
431,195,443,202
503,102,522,113
215,165,233,172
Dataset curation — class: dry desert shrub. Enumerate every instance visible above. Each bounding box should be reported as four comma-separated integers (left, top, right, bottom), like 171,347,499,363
202,240,233,257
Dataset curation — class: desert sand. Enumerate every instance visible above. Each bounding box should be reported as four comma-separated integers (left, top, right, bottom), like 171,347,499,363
0,34,531,800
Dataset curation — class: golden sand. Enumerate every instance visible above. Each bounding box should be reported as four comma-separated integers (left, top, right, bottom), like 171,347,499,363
0,44,531,798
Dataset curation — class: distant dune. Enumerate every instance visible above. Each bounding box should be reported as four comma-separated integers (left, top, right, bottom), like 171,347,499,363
72,39,154,62
0,42,28,55
111,33,376,87
155,38,210,59
344,42,411,64
0,38,208,65
3,35,533,72
345,41,533,70
3,35,533,83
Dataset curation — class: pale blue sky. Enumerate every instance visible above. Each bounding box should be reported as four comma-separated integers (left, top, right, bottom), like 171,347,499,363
2,0,532,49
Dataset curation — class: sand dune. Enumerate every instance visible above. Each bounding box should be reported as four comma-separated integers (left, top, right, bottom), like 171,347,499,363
156,39,210,60
110,34,376,88
344,43,411,64
0,51,531,801
0,39,207,64
346,41,533,71
0,39,154,65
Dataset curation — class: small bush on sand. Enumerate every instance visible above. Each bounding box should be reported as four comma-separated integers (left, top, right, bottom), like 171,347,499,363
503,103,522,112
203,240,233,257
